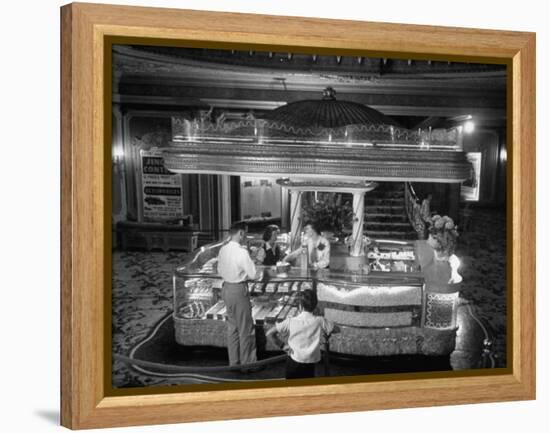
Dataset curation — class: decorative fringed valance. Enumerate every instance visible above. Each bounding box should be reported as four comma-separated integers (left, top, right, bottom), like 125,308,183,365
163,87,470,182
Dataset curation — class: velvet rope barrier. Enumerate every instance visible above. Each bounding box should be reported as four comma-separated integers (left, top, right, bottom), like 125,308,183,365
113,352,287,374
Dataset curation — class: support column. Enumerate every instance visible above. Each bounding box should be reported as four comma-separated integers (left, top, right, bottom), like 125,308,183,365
350,191,365,257
112,104,127,224
447,183,461,223
289,190,302,250
281,187,290,232
219,175,231,235
456,125,464,150
122,112,139,221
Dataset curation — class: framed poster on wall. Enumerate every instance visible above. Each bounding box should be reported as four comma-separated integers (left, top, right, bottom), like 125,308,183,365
140,149,184,222
461,152,482,201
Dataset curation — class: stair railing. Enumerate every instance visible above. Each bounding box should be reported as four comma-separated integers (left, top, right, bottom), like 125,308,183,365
404,182,426,239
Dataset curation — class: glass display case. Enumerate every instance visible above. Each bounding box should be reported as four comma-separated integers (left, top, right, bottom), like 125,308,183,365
173,241,314,348
173,276,313,323
316,280,423,328
366,239,420,273
174,277,221,320
173,240,459,356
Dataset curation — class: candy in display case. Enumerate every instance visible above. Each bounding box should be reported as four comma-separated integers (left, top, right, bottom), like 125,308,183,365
172,239,459,358
367,240,420,273
173,276,223,320
173,248,314,348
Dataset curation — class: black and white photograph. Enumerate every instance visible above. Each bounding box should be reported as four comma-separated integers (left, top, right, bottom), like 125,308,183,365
5,0,549,431
110,44,507,388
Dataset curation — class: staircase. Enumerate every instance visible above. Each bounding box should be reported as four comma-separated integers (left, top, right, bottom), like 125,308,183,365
364,182,419,240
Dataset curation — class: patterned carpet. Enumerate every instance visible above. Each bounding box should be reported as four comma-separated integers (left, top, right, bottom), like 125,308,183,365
112,207,506,389
454,207,507,368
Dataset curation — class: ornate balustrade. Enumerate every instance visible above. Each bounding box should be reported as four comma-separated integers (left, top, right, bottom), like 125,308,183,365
171,118,461,150
404,182,426,239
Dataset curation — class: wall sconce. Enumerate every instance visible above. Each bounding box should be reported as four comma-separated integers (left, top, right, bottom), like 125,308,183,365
500,147,507,162
464,120,475,134
112,148,125,173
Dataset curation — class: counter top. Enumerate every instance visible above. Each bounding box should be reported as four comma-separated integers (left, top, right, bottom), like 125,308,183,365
175,238,425,286
175,265,423,286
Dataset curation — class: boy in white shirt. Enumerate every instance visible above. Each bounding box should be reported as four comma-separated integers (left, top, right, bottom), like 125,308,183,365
266,289,335,379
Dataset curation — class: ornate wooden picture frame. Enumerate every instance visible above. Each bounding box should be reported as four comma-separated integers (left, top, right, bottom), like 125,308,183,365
60,2,535,429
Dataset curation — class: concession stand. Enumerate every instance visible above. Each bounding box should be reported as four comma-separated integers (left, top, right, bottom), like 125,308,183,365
162,88,474,360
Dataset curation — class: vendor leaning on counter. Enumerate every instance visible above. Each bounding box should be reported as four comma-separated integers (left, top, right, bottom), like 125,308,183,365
283,222,331,270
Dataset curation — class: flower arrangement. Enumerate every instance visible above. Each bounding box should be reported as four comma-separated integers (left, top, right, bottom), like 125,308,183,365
301,192,353,237
428,214,459,256
430,214,458,233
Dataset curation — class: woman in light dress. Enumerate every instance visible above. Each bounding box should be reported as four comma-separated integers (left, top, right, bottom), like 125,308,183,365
284,222,331,270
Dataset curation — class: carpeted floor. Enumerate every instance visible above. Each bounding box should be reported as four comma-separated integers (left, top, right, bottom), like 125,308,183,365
454,208,507,368
112,207,506,389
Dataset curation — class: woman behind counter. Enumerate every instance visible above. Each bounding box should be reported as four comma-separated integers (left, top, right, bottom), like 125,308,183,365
417,214,462,294
255,224,284,266
284,222,330,270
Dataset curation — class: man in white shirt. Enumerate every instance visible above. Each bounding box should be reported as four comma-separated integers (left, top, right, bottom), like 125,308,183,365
217,222,259,369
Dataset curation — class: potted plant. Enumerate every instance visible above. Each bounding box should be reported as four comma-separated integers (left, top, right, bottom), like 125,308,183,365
301,192,353,239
